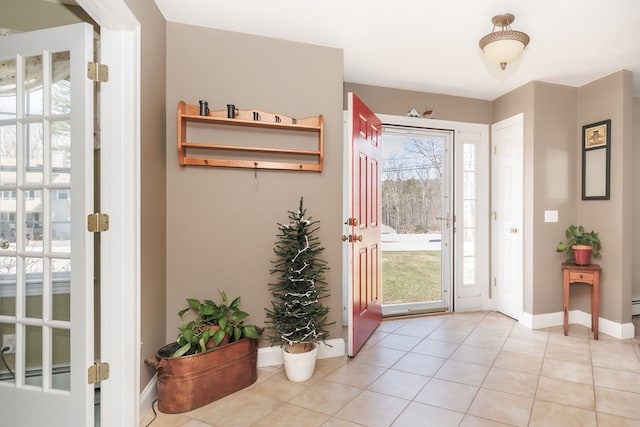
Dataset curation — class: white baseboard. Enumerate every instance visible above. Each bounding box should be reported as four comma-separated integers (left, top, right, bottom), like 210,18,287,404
139,373,157,423
521,310,635,339
257,338,346,367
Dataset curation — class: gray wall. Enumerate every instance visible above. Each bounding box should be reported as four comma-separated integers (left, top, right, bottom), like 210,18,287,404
164,23,344,347
344,83,492,124
577,71,633,324
634,97,640,304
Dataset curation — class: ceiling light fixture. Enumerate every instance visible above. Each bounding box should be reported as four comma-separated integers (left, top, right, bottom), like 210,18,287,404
479,13,530,70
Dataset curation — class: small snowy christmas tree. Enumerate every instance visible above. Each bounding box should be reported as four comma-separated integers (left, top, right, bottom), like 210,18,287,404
265,197,333,351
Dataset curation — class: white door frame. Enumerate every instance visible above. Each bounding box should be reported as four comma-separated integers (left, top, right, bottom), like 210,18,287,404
343,114,490,323
75,1,140,425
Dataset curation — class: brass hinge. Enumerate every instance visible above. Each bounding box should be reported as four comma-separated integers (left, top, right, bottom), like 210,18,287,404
88,362,109,384
87,62,109,82
87,213,109,232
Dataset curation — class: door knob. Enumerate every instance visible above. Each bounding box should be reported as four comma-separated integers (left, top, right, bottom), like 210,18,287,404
0,240,8,250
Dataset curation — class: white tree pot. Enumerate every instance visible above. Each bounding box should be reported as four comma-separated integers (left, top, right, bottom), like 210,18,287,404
282,343,318,382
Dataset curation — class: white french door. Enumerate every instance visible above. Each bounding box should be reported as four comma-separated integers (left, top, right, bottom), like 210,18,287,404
0,23,95,426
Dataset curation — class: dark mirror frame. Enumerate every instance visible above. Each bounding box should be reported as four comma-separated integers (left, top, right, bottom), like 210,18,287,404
582,119,611,200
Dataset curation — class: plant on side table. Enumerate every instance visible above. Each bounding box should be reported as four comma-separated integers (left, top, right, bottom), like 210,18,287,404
556,224,602,266
265,197,334,382
145,289,260,414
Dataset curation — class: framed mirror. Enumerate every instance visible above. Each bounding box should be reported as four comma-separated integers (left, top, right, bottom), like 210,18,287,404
582,119,610,200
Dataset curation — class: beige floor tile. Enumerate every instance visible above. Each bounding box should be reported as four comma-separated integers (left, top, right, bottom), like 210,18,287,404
348,344,406,368
360,329,389,345
393,322,436,338
392,352,447,376
590,338,638,355
544,342,592,365
595,386,640,420
462,331,508,350
182,420,214,427
428,326,472,343
481,367,538,398
413,378,478,413
450,311,488,322
536,376,595,410
288,380,362,415
191,392,281,426
592,350,640,372
440,318,479,333
434,359,490,386
540,358,593,384
250,403,329,427
411,337,460,358
392,401,464,427
596,412,640,427
529,400,596,427
481,311,518,327
367,368,430,400
320,418,363,427
548,323,592,338
467,388,533,427
334,390,409,427
249,370,310,401
493,350,543,375
450,344,499,366
547,332,591,350
324,360,387,389
470,323,513,338
375,333,422,351
509,325,550,343
459,415,513,426
593,366,640,393
139,412,200,427
378,319,407,333
502,336,547,357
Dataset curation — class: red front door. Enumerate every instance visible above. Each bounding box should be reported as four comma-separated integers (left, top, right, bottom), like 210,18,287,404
348,93,382,356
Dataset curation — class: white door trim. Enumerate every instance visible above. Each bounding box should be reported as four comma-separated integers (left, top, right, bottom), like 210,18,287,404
76,1,141,425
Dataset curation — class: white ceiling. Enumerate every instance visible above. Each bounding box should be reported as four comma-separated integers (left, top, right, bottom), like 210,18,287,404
154,0,640,101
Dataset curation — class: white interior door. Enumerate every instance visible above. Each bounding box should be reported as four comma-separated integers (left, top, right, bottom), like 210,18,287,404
0,23,95,426
491,114,524,320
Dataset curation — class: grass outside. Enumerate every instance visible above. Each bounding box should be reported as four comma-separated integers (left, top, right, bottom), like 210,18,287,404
382,250,441,305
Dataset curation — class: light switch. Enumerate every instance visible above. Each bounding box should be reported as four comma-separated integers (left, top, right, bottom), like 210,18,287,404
544,210,558,223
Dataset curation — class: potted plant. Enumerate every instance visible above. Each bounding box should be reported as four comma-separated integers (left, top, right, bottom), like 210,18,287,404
265,197,334,382
173,289,259,356
145,290,260,414
556,224,602,265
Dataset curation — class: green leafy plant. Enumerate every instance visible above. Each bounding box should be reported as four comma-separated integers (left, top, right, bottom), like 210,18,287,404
173,289,259,357
555,224,602,263
265,197,334,349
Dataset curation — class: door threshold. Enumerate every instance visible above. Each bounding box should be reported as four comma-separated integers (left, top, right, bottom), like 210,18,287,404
382,307,449,319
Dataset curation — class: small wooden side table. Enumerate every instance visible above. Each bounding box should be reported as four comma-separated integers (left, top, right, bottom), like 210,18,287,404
561,263,601,339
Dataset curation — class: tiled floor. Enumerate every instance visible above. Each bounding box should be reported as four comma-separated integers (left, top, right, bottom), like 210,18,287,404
140,311,640,427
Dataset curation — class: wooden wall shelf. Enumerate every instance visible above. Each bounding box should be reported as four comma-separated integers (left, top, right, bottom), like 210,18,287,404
177,101,324,172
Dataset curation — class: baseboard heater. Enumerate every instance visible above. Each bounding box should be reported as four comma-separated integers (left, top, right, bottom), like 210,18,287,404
0,364,70,382
633,299,640,316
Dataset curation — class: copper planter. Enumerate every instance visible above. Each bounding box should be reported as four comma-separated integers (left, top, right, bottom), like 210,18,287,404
147,338,258,413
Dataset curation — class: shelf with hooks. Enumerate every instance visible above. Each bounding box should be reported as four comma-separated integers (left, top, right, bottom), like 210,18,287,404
177,101,324,172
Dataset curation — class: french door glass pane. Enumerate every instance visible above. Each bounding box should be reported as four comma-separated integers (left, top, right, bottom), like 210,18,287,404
51,120,71,184
52,327,70,391
26,122,44,184
0,124,17,185
0,322,15,384
24,55,43,117
24,325,42,386
0,57,17,120
51,52,71,115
